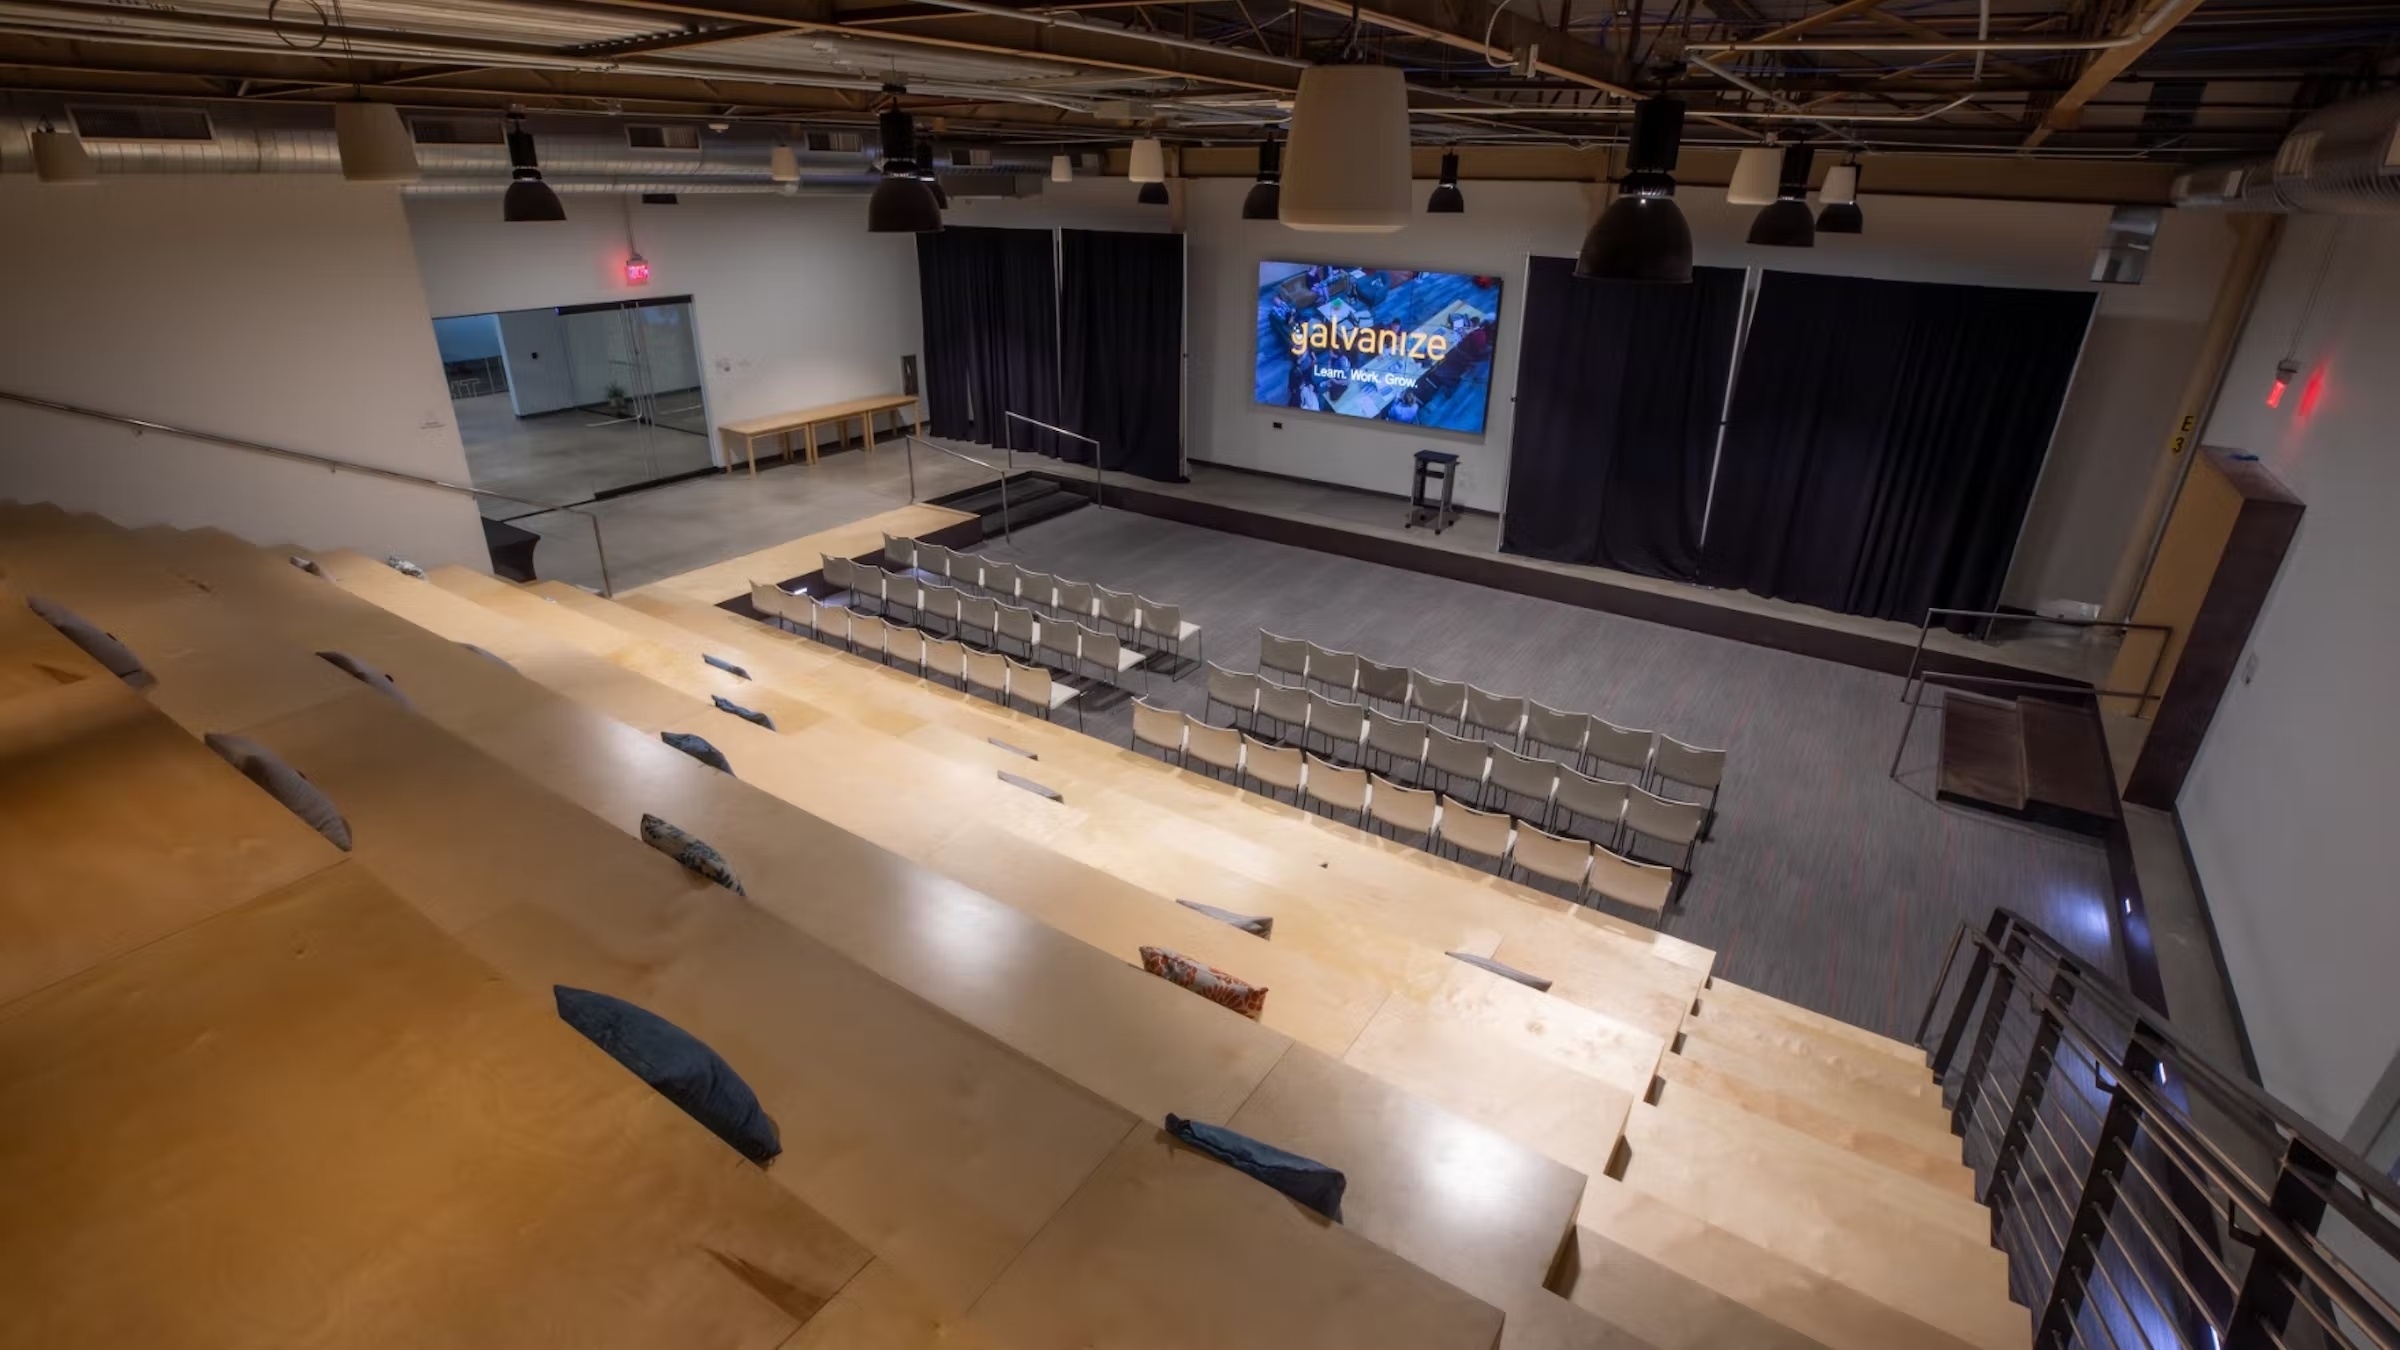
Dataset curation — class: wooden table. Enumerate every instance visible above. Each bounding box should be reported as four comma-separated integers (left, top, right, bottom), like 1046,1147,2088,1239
720,393,921,476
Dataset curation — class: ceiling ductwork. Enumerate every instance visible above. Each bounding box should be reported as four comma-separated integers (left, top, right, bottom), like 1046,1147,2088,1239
2174,89,2400,216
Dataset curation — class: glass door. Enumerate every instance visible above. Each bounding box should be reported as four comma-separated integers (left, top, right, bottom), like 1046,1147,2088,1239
550,296,714,494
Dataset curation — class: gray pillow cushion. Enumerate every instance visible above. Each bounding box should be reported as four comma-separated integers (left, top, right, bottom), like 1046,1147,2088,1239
27,596,149,685
712,695,776,731
1446,950,1553,993
383,556,427,579
640,813,745,894
703,653,751,680
288,555,325,577
316,650,416,710
554,986,780,1165
1164,1113,1344,1221
458,642,515,671
205,732,352,851
661,731,734,776
1175,899,1274,939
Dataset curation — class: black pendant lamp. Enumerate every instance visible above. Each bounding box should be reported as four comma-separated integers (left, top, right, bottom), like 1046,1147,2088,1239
867,106,943,234
1576,97,1691,284
1426,150,1464,213
1747,143,1817,248
1137,180,1170,205
1241,135,1282,220
915,135,950,211
502,113,566,223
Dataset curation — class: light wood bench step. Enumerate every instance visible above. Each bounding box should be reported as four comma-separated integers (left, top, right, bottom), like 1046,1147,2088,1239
1699,977,1931,1064
1669,1032,1957,1147
1654,1054,1970,1198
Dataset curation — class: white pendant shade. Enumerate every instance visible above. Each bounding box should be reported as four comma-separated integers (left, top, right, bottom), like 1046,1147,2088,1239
31,129,97,184
768,144,801,183
334,103,420,183
1820,163,1859,205
1051,154,1074,183
1279,64,1412,233
1128,137,1166,183
1727,145,1782,206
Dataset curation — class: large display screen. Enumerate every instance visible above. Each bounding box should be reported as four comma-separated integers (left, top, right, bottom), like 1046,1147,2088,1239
1253,262,1503,434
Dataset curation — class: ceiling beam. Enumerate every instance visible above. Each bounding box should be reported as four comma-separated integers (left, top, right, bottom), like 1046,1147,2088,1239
1288,0,1640,99
1744,0,1897,46
2023,0,2210,146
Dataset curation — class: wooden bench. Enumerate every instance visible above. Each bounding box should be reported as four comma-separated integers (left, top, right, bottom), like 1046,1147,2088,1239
720,393,921,475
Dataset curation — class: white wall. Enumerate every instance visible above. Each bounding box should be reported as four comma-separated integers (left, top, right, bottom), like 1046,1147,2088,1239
496,309,578,415
2180,214,2400,1135
0,176,488,569
951,178,2231,606
407,193,925,460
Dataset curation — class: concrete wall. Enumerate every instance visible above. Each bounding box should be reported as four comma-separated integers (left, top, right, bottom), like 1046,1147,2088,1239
2181,213,2400,1135
0,176,488,569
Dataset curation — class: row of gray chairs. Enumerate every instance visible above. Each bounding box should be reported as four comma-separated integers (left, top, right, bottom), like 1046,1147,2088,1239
1130,701,1676,921
748,581,1087,728
818,558,1153,695
877,536,1203,671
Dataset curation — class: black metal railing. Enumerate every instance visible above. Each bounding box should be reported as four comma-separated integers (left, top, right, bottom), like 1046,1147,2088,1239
1921,910,2400,1350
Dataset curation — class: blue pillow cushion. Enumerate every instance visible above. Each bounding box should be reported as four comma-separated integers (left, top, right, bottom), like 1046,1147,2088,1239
1164,1114,1344,1221
640,813,745,895
1446,950,1554,993
316,650,417,710
661,730,734,776
712,695,776,730
27,596,150,685
1175,899,1274,939
704,653,751,680
553,986,781,1165
205,732,352,852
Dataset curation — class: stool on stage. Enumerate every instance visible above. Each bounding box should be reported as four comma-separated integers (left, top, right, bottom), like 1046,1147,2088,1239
1407,449,1461,534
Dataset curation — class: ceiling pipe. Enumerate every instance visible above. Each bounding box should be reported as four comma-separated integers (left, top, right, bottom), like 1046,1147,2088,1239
905,0,1313,69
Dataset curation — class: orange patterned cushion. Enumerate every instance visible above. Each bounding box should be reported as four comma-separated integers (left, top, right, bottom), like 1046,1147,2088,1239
1139,946,1267,1020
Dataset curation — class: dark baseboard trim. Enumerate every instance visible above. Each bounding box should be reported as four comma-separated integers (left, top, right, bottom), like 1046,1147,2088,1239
1184,457,1501,519
2172,810,2263,1084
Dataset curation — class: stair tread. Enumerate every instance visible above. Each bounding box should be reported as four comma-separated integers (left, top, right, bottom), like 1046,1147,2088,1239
1655,1055,1969,1197
1697,979,1927,1063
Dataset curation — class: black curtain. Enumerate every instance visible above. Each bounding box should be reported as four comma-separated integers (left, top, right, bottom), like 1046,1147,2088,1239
915,226,1060,449
1501,259,1745,581
1059,228,1185,483
1699,271,2093,625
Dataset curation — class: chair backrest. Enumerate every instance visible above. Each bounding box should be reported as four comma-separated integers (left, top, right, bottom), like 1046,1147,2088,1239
1464,685,1527,738
1586,720,1656,778
1652,734,1727,792
884,624,926,666
1255,678,1311,728
749,580,790,619
1077,623,1120,669
1206,663,1261,713
1132,699,1188,753
1096,586,1140,629
923,635,966,682
1055,579,1095,618
1435,797,1513,860
1242,736,1305,792
1137,597,1183,638
883,571,921,608
1303,755,1369,813
1622,784,1705,849
1305,644,1359,691
1185,720,1244,772
982,559,1021,599
1524,701,1589,757
883,533,915,569
1365,708,1429,766
1308,693,1367,745
947,552,982,589
919,583,962,624
1367,774,1437,834
963,646,1009,694
1006,657,1054,704
849,612,888,656
821,554,855,591
1588,846,1675,913
1037,618,1080,662
1259,630,1309,680
1018,570,1059,610
1409,672,1468,721
1424,725,1491,782
1487,744,1559,803
997,603,1038,645
1355,657,1411,705
1552,765,1632,830
1511,824,1594,890
915,543,948,579
960,595,998,631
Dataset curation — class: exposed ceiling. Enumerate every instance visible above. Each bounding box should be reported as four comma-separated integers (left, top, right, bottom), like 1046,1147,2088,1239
0,0,2394,160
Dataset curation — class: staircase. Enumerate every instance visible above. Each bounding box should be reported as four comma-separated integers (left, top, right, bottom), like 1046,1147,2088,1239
1936,691,2120,837
929,472,1089,539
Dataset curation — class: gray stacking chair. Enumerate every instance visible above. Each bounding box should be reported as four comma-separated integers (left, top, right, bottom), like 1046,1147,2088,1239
1205,663,1263,730
820,554,860,605
1305,693,1367,764
1304,643,1359,697
1408,673,1468,731
1549,765,1632,842
882,533,915,570
1355,658,1411,713
1434,797,1513,872
1589,845,1676,924
947,552,984,591
1620,784,1705,881
917,581,962,637
880,569,921,625
1131,699,1189,765
1584,719,1657,782
1036,616,1081,671
1649,734,1728,838
958,595,999,649
847,612,889,663
1137,598,1203,671
1096,586,1141,639
1077,622,1148,692
1303,755,1370,826
1421,725,1490,801
809,597,850,649
882,623,926,674
1364,707,1429,781
1366,774,1437,845
1017,570,1061,614
1240,735,1306,805
1464,685,1527,743
922,635,967,688
1184,720,1245,783
748,580,796,630
1485,744,1560,820
1054,578,1096,623
1524,701,1591,763
1254,678,1311,744
1259,630,1309,684
1007,657,1083,727
995,603,1040,661
979,558,1021,603
1509,825,1595,904
962,646,1010,704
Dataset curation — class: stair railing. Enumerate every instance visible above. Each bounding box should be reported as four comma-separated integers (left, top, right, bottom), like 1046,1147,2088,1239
1918,908,2400,1350
901,434,1014,540
1001,410,1105,509
0,388,617,595
1888,606,2174,781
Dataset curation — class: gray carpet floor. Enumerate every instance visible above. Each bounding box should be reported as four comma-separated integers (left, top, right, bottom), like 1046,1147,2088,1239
962,503,2120,1043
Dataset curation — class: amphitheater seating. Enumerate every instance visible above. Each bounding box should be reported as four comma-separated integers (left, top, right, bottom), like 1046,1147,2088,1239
0,499,2033,1350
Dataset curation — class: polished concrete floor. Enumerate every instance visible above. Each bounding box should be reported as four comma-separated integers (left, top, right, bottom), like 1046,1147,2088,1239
456,393,715,516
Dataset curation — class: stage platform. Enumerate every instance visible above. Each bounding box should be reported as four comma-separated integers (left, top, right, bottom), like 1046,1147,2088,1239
622,502,979,607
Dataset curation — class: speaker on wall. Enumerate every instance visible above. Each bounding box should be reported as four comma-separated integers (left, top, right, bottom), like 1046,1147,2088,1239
902,354,919,396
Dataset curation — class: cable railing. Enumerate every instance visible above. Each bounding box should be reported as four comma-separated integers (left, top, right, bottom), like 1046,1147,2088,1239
0,388,618,595
1889,606,2174,780
901,433,1017,540
1919,908,2400,1350
1001,410,1106,508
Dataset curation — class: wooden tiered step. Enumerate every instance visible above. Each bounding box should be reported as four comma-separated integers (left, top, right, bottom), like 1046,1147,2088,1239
1937,690,2118,837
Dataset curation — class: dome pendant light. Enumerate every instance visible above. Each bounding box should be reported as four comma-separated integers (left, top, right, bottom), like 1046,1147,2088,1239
501,113,566,222
1241,134,1282,220
1576,97,1692,284
1746,143,1816,248
1426,150,1464,214
1280,63,1412,232
1816,159,1863,234
334,103,419,183
1726,143,1782,206
1137,180,1171,205
30,121,97,184
867,104,942,234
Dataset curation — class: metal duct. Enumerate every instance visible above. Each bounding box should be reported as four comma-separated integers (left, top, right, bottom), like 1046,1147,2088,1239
2169,159,2289,213
2175,89,2400,216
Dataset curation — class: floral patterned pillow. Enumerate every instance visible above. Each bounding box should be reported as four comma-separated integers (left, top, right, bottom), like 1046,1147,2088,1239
1139,945,1267,1020
641,813,745,895
383,555,427,580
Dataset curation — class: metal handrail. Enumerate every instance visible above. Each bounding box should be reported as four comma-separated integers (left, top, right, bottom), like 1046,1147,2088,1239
902,434,1014,540
1001,410,1105,509
1889,605,2175,781
1,388,617,594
